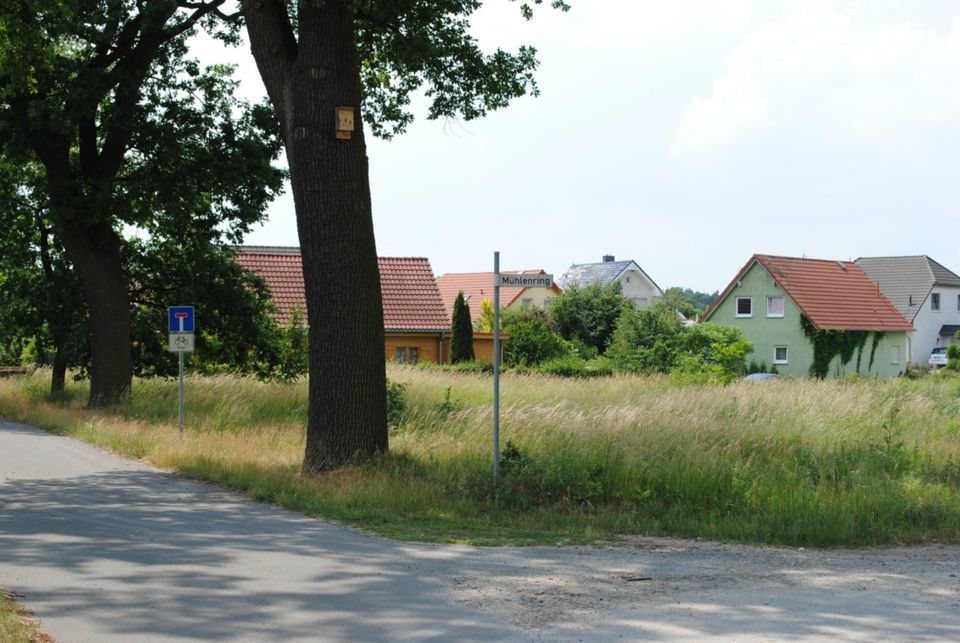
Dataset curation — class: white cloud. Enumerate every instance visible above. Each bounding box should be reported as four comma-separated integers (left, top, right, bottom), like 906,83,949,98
674,2,960,153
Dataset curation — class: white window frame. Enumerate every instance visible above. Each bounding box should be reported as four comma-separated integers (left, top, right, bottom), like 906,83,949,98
891,345,900,365
521,297,533,306
773,345,789,364
735,297,753,318
932,293,941,312
767,296,785,318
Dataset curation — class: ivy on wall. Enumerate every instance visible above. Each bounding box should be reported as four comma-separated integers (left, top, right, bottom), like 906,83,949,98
868,331,885,372
800,315,870,378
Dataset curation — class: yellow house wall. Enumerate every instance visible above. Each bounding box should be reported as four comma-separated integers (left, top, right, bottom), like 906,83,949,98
384,333,443,364
385,332,506,364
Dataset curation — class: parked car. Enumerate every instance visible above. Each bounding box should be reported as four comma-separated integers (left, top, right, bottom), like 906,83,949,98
929,347,948,367
745,372,778,381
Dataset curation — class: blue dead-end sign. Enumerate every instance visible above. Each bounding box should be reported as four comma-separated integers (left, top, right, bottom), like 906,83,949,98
168,306,195,333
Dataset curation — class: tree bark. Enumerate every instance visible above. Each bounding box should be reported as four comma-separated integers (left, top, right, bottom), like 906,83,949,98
58,220,132,407
245,0,387,472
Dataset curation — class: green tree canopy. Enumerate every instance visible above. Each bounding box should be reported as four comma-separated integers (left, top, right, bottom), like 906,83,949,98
0,1,285,404
549,282,631,354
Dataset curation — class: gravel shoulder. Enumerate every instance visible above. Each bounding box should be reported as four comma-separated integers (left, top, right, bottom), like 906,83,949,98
2,417,959,642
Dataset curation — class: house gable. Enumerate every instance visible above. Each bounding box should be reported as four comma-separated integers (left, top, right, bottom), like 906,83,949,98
559,258,663,309
704,255,910,377
705,254,912,332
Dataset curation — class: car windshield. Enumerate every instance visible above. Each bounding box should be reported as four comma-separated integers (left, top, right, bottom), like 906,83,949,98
933,348,946,354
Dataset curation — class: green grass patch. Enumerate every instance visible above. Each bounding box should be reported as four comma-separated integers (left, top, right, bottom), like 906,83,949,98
2,367,960,547
0,591,47,643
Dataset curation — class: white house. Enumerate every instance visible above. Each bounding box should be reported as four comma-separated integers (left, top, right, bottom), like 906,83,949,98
559,255,662,308
856,256,960,365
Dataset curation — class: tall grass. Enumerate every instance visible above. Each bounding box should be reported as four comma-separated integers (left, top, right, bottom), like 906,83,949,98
2,367,959,546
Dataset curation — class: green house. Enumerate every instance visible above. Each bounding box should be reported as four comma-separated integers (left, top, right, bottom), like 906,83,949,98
703,255,914,378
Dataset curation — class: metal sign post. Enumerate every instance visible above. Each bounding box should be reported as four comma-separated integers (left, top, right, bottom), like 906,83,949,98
167,306,195,437
493,251,501,484
178,351,185,435
491,255,554,485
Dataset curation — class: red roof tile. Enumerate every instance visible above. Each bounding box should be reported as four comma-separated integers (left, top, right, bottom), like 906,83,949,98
705,254,913,331
436,271,562,323
234,247,450,331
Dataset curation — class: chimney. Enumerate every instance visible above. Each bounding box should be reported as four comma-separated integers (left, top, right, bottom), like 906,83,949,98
602,254,615,263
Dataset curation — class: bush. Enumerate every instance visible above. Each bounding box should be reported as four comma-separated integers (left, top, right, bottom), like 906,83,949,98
948,344,960,371
502,308,572,366
536,355,614,378
607,303,751,381
549,282,630,354
606,303,684,373
386,379,406,427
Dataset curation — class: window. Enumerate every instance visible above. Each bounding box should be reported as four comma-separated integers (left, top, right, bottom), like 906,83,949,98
957,294,960,312
891,345,900,365
408,348,419,365
521,297,533,306
736,297,752,317
767,296,785,317
932,293,941,311
635,297,648,307
394,347,407,363
394,347,419,364
773,345,788,364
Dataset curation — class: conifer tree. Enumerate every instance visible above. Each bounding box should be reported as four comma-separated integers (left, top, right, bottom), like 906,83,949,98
450,292,475,363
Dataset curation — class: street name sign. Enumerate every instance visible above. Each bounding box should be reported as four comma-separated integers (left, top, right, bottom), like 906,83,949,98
496,274,554,288
168,306,195,333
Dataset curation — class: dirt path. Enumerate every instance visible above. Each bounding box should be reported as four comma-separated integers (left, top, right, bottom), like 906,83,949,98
2,417,958,641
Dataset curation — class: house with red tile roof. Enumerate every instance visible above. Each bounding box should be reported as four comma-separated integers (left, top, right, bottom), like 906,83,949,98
703,254,913,377
436,270,562,325
234,247,500,364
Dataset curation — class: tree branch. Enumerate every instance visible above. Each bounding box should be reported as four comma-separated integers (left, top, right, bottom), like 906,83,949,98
95,1,228,180
240,0,297,139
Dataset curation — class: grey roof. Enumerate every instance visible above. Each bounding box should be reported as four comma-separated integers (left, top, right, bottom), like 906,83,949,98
855,255,960,322
940,325,960,337
558,260,662,292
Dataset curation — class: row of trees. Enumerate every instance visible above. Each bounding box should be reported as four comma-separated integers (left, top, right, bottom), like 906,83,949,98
0,0,567,472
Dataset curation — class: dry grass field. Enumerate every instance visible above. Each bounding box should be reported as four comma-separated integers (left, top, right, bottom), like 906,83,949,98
1,366,959,546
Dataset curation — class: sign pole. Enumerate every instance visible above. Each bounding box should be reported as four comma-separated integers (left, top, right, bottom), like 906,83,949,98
492,251,501,485
178,350,185,436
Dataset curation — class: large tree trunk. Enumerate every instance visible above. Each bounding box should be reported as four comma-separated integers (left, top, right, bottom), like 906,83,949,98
58,221,132,407
245,0,388,472
294,3,387,472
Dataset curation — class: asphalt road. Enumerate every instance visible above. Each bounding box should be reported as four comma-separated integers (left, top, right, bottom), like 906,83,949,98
2,416,960,642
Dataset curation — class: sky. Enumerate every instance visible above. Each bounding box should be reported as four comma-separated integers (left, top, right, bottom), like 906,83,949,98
193,0,960,293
